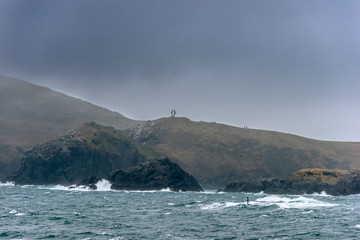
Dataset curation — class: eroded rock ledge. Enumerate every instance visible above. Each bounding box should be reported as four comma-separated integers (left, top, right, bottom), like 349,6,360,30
222,169,360,196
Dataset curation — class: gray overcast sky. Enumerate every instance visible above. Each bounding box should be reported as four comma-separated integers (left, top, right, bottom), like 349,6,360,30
0,0,359,141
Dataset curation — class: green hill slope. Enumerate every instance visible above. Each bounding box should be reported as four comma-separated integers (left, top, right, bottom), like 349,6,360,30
126,117,360,188
0,75,140,176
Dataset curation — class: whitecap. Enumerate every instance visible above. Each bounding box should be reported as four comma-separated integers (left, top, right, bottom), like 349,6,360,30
254,195,338,209
9,210,24,216
0,181,15,186
95,179,112,191
301,210,314,214
123,188,174,193
44,179,113,191
200,202,241,210
355,224,360,229
200,190,219,194
9,209,17,214
308,191,330,197
253,191,266,195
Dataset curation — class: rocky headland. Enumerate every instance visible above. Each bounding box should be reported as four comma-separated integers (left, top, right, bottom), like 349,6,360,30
8,122,203,191
110,157,203,192
222,168,360,195
9,122,145,185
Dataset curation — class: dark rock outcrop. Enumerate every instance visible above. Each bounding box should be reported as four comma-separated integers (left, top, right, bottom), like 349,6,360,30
222,169,360,195
10,122,145,185
330,170,360,195
110,158,203,192
73,176,101,190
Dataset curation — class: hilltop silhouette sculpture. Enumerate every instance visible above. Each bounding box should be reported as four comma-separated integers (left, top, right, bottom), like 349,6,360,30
171,109,176,117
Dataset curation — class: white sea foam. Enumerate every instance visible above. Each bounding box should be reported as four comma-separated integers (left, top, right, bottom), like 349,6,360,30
200,202,242,210
9,209,17,214
160,188,172,192
124,188,173,193
0,181,15,186
254,195,338,209
307,191,330,197
354,224,360,229
45,179,113,191
200,190,220,194
9,209,24,216
95,179,112,191
253,191,266,195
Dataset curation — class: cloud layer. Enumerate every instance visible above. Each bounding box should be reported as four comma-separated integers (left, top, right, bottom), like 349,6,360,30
0,0,359,141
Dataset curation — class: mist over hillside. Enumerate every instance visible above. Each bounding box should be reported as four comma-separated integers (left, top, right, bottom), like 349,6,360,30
0,75,140,176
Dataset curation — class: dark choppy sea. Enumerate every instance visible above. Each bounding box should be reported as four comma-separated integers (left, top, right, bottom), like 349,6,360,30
1,180,360,240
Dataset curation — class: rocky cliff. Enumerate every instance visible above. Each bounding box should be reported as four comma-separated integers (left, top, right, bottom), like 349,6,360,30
10,122,146,185
222,168,360,195
110,158,203,192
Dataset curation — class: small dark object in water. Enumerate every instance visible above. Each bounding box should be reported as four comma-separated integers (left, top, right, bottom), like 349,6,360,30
247,196,249,205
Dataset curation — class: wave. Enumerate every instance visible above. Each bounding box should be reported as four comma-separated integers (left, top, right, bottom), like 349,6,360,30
253,191,266,195
200,202,242,210
123,187,173,193
200,194,338,210
45,179,113,191
9,209,24,216
254,195,338,209
95,179,112,191
0,181,15,186
307,191,330,197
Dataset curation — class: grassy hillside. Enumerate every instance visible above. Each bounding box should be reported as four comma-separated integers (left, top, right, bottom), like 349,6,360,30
126,117,360,188
0,75,140,177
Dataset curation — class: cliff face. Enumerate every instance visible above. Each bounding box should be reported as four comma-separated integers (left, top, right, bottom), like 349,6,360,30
11,122,145,185
223,169,360,196
110,158,203,192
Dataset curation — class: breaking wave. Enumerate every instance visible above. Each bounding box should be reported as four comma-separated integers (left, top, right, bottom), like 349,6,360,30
254,195,338,209
45,179,112,191
200,194,338,211
0,181,15,186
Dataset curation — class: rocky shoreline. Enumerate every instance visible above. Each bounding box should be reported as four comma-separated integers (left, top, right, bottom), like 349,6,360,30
222,169,360,196
7,123,203,192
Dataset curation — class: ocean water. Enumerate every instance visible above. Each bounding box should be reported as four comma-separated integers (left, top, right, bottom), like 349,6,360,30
1,181,360,239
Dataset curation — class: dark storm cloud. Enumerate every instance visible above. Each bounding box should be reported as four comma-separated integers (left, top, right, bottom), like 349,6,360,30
0,0,359,140
1,0,357,82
